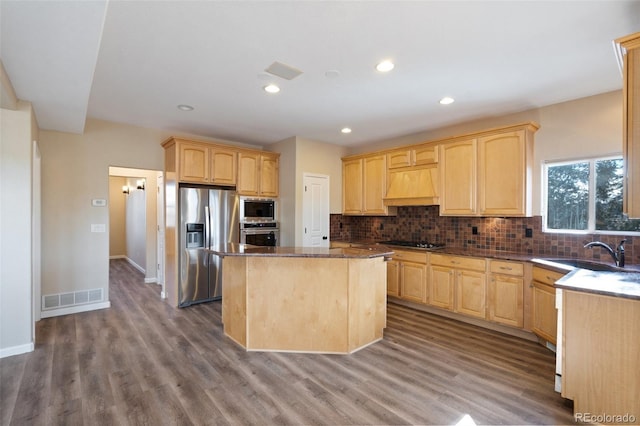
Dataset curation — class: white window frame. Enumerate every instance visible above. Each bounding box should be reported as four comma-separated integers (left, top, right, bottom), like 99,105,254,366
542,155,639,236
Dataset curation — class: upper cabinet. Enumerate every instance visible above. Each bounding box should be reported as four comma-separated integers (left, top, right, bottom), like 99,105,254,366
162,137,278,196
342,154,396,216
237,151,280,197
385,144,439,206
615,32,640,218
440,123,538,217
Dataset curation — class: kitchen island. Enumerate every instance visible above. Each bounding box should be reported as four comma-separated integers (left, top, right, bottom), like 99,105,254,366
210,244,393,354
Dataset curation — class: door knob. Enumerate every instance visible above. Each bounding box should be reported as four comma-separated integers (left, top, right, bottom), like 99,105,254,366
322,236,328,240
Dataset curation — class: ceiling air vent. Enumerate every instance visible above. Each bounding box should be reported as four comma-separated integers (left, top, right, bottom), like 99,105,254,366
265,61,303,80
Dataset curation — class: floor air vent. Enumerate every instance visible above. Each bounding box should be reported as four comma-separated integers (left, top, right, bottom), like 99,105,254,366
42,288,103,310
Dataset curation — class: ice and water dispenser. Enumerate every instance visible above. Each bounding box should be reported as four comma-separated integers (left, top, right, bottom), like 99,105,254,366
185,223,205,248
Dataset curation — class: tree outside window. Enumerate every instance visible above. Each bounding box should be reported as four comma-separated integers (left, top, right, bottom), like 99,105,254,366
545,157,640,233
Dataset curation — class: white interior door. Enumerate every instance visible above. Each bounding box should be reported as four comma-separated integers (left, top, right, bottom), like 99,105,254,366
302,174,330,247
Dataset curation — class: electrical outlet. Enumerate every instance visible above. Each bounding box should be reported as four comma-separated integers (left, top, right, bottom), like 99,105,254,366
472,226,478,235
525,228,533,238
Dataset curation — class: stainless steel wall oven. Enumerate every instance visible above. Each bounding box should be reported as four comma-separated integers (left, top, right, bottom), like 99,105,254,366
240,222,279,246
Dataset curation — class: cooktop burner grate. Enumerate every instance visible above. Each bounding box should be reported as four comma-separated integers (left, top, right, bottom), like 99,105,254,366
378,240,445,249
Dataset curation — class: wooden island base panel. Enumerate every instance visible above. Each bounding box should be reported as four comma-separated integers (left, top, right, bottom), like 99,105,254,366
213,245,391,354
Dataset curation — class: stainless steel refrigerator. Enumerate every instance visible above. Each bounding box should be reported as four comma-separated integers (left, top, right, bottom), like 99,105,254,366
179,186,239,307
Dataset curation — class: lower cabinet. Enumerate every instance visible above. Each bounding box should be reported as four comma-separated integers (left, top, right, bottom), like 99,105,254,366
386,250,427,303
429,254,486,319
531,266,564,344
488,260,525,328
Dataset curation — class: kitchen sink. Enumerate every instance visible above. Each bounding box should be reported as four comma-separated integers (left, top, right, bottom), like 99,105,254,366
541,258,630,272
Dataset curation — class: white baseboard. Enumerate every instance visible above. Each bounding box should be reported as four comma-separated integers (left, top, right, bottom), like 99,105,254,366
0,342,35,359
126,258,146,274
144,277,157,284
40,301,111,319
160,291,167,299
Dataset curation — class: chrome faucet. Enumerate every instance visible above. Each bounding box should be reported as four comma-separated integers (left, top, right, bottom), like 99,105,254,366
583,239,626,268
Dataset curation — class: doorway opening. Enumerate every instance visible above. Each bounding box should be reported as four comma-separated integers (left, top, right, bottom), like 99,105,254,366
108,166,164,297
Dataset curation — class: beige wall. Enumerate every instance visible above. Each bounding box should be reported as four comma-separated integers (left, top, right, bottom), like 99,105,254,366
294,137,348,245
39,119,261,303
109,176,127,257
269,137,296,246
1,100,37,356
348,90,623,215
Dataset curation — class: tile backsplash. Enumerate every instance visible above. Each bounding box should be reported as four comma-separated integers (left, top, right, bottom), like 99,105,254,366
330,205,638,266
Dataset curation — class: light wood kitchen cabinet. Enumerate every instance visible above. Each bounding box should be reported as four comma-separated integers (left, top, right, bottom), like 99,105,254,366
237,151,279,196
430,254,486,318
342,154,395,215
164,138,239,185
616,32,640,218
531,266,564,344
440,123,538,217
478,130,532,216
387,250,427,303
385,144,439,206
178,141,210,183
487,260,524,328
562,290,640,420
210,148,237,186
439,139,477,215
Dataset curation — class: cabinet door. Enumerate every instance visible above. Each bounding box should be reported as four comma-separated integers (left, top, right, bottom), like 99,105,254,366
210,148,237,185
260,154,279,197
386,260,400,297
387,149,412,169
488,274,524,327
532,281,557,344
413,145,438,165
429,265,454,310
400,261,427,303
179,143,209,183
478,130,527,216
622,37,640,218
363,155,387,214
455,270,486,319
342,158,363,214
440,139,477,215
237,152,260,195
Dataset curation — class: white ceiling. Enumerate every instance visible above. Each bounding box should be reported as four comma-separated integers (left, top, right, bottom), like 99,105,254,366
1,1,639,147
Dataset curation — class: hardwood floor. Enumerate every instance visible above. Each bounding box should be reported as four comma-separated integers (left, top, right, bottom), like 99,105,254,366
1,259,575,425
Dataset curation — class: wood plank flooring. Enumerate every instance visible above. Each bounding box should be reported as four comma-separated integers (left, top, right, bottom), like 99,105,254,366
1,259,575,425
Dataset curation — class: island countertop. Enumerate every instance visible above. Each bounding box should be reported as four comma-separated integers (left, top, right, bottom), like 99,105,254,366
208,243,393,259
555,268,640,300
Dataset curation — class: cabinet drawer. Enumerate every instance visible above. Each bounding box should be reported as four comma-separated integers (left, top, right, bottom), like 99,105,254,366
390,250,427,264
430,254,485,271
490,260,524,276
532,267,565,286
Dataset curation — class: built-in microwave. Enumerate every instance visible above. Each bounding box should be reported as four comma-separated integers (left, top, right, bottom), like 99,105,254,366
239,197,277,223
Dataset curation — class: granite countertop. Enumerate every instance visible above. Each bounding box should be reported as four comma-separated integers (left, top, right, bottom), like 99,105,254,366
555,268,640,300
335,239,640,299
208,243,393,259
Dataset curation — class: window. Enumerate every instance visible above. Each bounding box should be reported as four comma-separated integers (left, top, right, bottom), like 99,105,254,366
544,156,640,233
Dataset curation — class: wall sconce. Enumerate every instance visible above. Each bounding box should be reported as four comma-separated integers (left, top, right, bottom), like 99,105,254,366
122,185,130,194
136,179,145,190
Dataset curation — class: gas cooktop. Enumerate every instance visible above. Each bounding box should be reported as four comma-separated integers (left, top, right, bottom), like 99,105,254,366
378,240,445,250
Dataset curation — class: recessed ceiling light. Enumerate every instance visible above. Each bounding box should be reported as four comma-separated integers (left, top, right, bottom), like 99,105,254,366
264,84,280,94
341,127,352,134
177,104,194,111
439,97,455,105
375,60,395,72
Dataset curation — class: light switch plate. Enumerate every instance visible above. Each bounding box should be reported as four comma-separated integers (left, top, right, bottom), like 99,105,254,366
91,224,106,233
92,199,107,207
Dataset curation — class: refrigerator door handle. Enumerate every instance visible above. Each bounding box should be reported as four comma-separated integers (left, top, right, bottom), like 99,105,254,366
204,205,211,248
